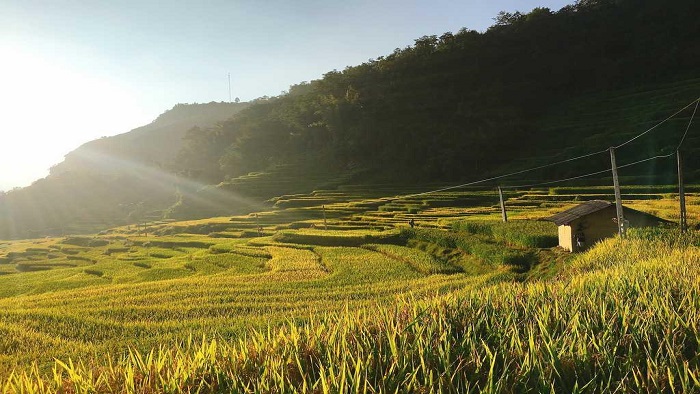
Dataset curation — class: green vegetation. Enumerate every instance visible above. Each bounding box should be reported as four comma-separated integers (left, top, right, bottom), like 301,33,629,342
0,0,698,390
0,182,697,392
453,220,559,248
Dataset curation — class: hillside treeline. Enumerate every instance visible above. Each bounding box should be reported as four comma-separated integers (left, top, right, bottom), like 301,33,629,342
176,0,699,185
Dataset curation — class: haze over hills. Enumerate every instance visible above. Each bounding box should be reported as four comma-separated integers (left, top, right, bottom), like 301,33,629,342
49,102,249,176
1,0,698,239
0,102,247,238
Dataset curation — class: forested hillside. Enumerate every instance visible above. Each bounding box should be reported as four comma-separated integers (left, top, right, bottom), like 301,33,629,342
175,0,699,185
1,0,698,239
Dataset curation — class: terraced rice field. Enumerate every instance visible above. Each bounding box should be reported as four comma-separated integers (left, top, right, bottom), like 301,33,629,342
0,184,698,392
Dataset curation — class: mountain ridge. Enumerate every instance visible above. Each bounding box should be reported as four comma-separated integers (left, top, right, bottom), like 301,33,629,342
50,102,248,176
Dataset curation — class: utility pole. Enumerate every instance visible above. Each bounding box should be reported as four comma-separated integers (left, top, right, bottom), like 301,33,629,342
322,205,328,230
678,151,687,233
254,213,262,237
609,147,625,237
228,73,232,103
497,186,508,223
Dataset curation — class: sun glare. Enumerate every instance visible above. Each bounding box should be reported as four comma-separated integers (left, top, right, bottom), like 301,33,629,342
0,42,143,190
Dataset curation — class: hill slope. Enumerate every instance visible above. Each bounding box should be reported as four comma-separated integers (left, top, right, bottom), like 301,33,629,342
0,102,247,239
50,102,248,175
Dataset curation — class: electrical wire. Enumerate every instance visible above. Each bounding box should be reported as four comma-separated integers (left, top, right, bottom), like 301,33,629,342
390,149,609,200
503,152,677,190
676,98,699,150
502,168,611,189
613,96,700,149
389,96,699,201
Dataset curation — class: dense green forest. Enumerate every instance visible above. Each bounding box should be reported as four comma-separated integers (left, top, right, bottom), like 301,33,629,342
175,0,699,183
1,0,699,238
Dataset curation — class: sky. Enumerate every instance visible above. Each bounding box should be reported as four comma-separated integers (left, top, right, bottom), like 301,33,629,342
0,0,575,191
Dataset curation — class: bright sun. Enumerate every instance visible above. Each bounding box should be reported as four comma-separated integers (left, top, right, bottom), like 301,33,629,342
0,42,140,190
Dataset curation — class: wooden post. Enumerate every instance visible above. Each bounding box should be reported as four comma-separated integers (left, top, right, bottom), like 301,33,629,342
322,205,328,230
678,151,687,233
497,186,508,223
609,147,625,237
254,214,262,236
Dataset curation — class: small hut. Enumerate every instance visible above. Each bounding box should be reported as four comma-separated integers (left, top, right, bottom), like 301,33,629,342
545,200,666,252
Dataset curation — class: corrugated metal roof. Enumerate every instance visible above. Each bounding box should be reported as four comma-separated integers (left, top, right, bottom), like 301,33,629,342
545,200,613,226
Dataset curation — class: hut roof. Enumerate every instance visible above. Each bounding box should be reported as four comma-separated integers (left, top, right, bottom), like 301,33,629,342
545,200,613,226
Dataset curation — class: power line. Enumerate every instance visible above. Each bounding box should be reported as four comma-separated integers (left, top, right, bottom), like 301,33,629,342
676,98,699,150
503,152,677,190
392,149,608,200
390,96,699,201
614,96,700,149
502,168,611,189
